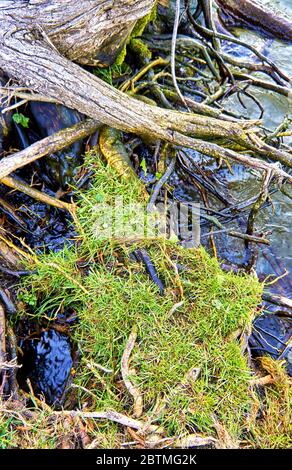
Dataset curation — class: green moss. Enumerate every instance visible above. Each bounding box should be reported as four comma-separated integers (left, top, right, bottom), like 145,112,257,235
17,149,264,445
129,38,152,63
114,2,157,66
131,2,157,38
0,415,17,449
114,45,128,68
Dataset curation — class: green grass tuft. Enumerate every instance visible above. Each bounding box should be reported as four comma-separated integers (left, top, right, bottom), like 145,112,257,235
15,149,263,446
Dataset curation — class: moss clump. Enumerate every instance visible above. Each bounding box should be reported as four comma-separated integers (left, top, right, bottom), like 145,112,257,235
15,149,264,446
131,3,157,39
114,3,157,66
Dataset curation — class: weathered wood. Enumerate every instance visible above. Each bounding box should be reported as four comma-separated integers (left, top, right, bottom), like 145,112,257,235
215,0,292,41
0,0,291,173
0,0,155,66
0,29,249,142
0,119,100,179
0,117,290,184
0,72,11,153
2,175,73,211
262,292,292,310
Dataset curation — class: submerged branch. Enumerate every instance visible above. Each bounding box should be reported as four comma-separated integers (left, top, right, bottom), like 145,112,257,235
0,119,100,180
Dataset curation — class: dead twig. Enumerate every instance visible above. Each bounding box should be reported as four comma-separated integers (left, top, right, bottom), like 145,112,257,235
147,155,176,212
2,175,73,212
171,0,189,110
121,325,143,418
246,168,273,246
60,410,161,434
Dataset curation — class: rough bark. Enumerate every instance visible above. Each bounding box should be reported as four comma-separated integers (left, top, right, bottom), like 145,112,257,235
215,0,292,41
0,0,155,66
0,23,248,142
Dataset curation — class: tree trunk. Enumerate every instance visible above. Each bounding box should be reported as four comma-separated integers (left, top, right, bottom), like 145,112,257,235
0,0,291,171
0,0,155,67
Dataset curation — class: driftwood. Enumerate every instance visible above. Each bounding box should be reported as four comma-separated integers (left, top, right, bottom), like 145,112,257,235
2,176,73,211
215,0,292,41
0,0,291,181
0,0,155,67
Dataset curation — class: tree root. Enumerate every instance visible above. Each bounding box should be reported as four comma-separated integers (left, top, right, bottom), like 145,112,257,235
61,410,161,435
1,26,291,178
121,325,144,418
99,126,137,180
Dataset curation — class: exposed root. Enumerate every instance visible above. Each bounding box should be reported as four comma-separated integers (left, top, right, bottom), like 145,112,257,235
121,325,144,418
61,410,161,434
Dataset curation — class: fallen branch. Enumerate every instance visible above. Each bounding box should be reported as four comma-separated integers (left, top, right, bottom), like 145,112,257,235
215,0,292,42
228,231,270,245
262,292,292,310
0,303,6,397
2,176,73,211
174,134,292,181
1,12,291,173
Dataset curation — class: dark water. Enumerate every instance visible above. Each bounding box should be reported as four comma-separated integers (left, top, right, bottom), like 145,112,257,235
0,102,79,254
165,0,292,373
1,186,76,254
18,329,73,406
249,312,292,375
